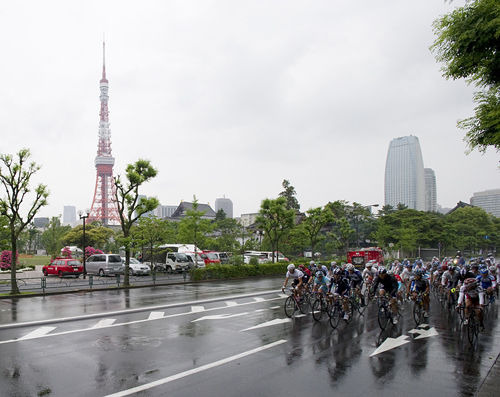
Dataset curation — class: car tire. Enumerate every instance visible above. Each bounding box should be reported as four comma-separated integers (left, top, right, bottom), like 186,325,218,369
166,266,172,274
75,275,79,278
58,271,63,278
43,269,48,276
98,269,105,277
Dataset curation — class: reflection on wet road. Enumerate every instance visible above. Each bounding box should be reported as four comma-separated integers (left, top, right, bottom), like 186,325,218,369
0,278,497,396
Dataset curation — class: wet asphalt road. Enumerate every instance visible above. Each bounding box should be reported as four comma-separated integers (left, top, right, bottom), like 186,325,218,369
0,278,498,397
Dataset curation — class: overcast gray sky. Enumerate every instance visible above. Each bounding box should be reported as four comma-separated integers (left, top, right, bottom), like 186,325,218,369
0,0,498,219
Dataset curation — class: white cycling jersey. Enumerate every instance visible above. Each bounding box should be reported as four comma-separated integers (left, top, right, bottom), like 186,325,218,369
285,269,304,280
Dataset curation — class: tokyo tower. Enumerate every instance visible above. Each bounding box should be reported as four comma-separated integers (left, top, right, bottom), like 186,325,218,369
87,41,120,226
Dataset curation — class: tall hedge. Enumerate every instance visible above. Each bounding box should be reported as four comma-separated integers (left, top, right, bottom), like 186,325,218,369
190,263,288,281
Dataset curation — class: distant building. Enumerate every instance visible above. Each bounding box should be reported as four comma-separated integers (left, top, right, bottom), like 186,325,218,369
424,168,437,212
170,202,216,220
470,189,500,218
447,201,472,215
155,205,177,219
384,135,426,211
63,206,77,226
239,213,259,227
215,197,233,218
33,217,50,229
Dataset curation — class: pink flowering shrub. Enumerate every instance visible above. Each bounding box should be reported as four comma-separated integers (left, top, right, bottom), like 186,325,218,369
0,251,18,270
62,247,72,258
85,246,103,260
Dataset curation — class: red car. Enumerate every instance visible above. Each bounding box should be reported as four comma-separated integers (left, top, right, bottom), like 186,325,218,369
42,258,83,278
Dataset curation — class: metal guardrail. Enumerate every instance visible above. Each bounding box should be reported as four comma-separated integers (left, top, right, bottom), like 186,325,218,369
0,272,189,295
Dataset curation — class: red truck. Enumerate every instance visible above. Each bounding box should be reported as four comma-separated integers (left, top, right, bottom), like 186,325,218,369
347,247,384,268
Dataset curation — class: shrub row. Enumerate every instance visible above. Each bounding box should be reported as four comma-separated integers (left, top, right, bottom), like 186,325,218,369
190,263,288,281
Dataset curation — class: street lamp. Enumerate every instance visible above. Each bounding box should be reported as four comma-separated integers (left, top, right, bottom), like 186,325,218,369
79,210,89,279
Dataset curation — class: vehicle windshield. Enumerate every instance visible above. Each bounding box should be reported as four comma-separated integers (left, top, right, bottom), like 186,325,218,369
129,258,140,264
176,253,189,262
205,253,218,260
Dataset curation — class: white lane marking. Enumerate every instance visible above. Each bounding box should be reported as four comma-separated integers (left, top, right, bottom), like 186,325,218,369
253,297,265,302
190,306,205,313
225,301,238,307
19,326,56,340
270,306,280,309
241,318,291,331
148,312,164,320
192,313,249,322
294,314,307,318
414,327,438,340
254,309,268,313
92,319,116,328
0,296,285,345
103,339,287,397
0,289,284,330
370,335,410,357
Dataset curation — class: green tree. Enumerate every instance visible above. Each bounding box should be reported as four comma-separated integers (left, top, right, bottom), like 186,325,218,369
62,224,114,251
256,197,295,262
431,0,500,152
177,197,213,253
301,206,334,256
131,217,174,271
279,179,300,211
0,149,48,294
114,159,159,286
41,217,71,258
212,217,241,253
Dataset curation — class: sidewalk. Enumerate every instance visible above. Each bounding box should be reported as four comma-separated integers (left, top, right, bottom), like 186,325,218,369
477,352,500,396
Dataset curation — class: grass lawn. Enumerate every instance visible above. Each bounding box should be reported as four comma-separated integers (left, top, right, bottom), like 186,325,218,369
18,256,51,268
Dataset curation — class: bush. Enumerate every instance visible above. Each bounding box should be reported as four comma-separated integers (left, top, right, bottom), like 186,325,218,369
190,262,288,281
248,257,259,266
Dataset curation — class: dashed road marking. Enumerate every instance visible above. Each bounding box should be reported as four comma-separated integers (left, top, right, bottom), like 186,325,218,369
92,319,116,328
241,318,291,331
19,326,57,340
148,312,164,320
190,306,205,313
192,313,249,322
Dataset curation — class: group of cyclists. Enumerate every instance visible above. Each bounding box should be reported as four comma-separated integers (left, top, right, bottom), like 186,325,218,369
282,251,498,329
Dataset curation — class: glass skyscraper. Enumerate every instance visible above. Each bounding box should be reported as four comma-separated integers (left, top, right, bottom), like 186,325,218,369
424,168,437,212
384,135,425,211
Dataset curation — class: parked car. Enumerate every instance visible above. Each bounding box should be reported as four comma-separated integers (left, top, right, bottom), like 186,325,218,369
86,254,124,277
42,258,83,278
121,257,151,276
200,251,221,266
184,252,206,268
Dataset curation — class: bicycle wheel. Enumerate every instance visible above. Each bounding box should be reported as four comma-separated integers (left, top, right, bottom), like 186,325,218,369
312,299,323,321
329,305,341,329
357,295,367,315
467,314,479,346
298,296,308,314
284,296,296,318
378,305,390,330
413,301,423,326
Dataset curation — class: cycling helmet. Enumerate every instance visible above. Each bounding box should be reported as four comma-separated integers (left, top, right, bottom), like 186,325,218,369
346,264,355,271
287,264,295,272
298,264,305,270
333,268,343,276
448,265,455,272
365,262,372,268
315,271,323,278
405,262,412,268
309,260,315,266
379,268,387,275
441,264,448,271
480,268,489,275
414,269,423,276
330,261,337,267
489,266,496,273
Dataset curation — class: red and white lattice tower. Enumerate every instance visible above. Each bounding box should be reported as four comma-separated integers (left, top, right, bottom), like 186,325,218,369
87,42,120,226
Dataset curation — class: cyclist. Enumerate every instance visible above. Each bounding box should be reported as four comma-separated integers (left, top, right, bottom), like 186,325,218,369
346,263,365,306
331,268,352,321
409,269,430,317
312,270,330,298
458,265,475,286
476,267,496,302
298,264,313,290
455,251,466,266
457,277,485,328
282,264,304,298
371,268,400,323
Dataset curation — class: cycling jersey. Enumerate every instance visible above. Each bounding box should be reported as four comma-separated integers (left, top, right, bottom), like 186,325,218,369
372,274,399,297
476,275,495,290
314,275,330,294
410,277,429,293
458,284,485,305
441,270,459,288
347,270,363,288
333,277,350,296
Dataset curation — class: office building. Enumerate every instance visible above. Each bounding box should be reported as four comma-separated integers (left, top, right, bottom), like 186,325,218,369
215,197,233,218
424,168,437,212
470,189,500,218
63,206,77,226
384,135,426,211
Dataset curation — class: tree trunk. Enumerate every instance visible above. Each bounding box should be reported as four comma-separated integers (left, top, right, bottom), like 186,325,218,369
123,237,130,287
10,231,19,295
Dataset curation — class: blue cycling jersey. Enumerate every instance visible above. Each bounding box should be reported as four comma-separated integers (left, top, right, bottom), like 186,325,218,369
476,275,494,289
